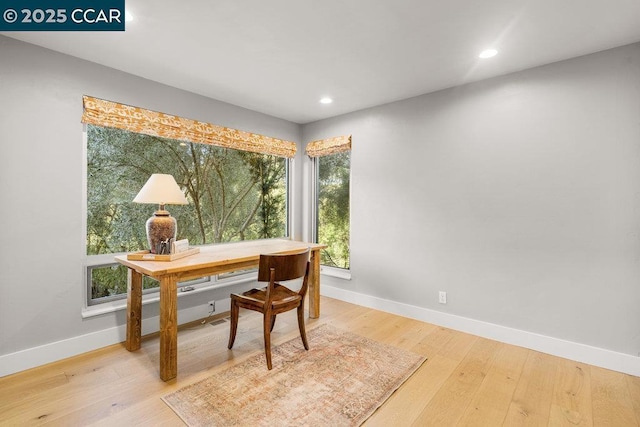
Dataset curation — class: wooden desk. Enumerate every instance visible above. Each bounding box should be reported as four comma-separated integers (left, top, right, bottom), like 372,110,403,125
115,239,326,381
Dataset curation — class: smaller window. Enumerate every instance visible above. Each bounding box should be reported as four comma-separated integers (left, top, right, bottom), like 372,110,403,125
87,263,211,306
315,151,351,269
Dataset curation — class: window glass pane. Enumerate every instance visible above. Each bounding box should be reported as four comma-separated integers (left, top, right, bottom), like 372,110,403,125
86,124,288,303
88,263,212,306
218,268,258,280
88,264,158,304
317,151,350,269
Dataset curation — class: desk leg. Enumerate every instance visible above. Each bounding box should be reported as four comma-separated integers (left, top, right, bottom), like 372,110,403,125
126,269,142,351
159,275,178,381
309,249,321,319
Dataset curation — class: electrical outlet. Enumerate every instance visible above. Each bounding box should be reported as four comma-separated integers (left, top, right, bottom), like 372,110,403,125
438,291,447,304
208,300,215,312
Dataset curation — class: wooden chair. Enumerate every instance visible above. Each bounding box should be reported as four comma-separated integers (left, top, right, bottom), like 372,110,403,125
227,248,311,369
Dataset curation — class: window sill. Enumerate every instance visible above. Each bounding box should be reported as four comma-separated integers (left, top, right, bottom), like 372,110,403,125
320,265,351,280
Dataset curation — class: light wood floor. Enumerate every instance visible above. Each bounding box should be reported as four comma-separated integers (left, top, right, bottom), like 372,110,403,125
1,296,639,426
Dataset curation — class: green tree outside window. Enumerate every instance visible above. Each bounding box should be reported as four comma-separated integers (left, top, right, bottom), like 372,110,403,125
317,151,350,269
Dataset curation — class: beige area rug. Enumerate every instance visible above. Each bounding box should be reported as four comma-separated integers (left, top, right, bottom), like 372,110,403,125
162,323,426,426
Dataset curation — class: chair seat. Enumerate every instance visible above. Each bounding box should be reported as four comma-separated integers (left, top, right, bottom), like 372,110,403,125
231,284,301,310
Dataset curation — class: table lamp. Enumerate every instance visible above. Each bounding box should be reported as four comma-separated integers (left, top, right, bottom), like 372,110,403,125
133,174,188,254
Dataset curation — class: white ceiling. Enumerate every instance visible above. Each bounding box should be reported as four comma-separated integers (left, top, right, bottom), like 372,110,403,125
4,0,640,124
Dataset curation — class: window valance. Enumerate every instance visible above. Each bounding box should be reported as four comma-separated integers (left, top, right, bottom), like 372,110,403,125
81,95,297,158
305,135,352,157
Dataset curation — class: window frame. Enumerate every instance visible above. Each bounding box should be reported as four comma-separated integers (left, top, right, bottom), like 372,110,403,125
311,152,352,276
82,125,294,310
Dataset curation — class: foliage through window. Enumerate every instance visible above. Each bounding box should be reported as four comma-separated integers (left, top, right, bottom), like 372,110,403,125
87,124,288,303
316,151,350,269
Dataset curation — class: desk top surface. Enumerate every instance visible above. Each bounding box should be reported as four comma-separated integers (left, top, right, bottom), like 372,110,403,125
114,238,325,277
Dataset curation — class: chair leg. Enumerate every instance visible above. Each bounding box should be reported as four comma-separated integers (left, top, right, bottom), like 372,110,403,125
297,304,309,350
270,315,276,332
263,312,273,370
228,299,239,349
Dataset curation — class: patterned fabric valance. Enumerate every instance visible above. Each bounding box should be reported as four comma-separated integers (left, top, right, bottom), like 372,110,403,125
81,96,297,158
305,135,352,157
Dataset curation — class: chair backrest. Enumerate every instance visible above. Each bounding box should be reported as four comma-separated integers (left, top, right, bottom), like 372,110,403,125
257,248,310,283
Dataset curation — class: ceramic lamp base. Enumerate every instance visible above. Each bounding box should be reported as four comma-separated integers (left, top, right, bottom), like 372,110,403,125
146,210,177,254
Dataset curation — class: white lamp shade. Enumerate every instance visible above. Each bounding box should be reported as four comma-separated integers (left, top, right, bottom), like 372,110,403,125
133,174,188,205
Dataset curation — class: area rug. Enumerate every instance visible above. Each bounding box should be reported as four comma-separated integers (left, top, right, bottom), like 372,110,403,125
162,323,426,426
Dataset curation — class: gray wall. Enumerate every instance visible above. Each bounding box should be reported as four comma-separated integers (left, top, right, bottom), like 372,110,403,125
0,36,302,357
302,42,640,357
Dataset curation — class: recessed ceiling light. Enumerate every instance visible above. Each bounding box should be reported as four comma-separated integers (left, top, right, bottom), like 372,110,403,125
479,49,498,59
125,10,134,22
319,97,333,104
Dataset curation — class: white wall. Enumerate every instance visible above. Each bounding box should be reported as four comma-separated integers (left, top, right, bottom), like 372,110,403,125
303,43,640,366
0,36,302,374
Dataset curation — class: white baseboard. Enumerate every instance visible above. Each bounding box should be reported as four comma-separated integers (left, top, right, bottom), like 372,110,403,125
321,285,640,377
3,289,638,378
0,299,231,378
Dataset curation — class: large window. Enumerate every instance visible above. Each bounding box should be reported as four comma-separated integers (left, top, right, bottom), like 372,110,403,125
311,138,351,270
86,124,289,304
